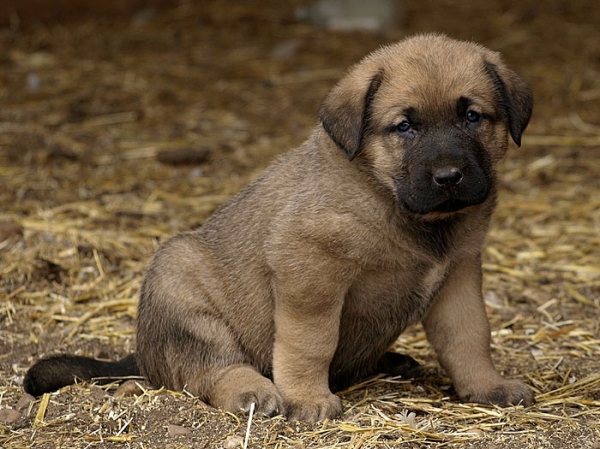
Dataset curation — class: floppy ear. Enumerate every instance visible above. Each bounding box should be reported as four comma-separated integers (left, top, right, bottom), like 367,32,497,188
319,68,384,160
484,61,533,147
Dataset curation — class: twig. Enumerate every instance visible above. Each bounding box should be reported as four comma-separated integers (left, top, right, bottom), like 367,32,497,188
243,402,256,449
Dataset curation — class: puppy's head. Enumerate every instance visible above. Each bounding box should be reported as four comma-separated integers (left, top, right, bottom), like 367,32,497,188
320,34,533,217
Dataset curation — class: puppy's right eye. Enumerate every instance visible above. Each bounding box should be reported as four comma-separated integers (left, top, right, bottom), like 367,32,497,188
396,121,411,133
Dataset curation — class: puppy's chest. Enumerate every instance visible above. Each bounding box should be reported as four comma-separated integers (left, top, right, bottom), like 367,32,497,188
348,259,450,322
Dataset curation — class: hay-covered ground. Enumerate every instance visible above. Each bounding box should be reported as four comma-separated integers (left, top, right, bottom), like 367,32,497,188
1,0,599,447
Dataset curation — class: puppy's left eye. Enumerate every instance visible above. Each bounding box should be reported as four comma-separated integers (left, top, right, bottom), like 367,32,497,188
466,110,481,123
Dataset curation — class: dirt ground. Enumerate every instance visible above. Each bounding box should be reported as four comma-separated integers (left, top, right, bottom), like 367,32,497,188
1,0,600,448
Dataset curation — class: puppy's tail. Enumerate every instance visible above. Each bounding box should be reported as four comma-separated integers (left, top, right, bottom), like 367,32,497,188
23,354,141,397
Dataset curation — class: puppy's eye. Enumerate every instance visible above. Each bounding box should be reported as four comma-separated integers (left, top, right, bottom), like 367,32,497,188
396,120,411,133
466,110,481,123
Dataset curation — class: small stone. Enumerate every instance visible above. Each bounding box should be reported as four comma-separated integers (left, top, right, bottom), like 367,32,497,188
413,385,425,394
530,348,544,358
0,407,21,423
27,73,41,91
156,147,210,166
271,39,300,60
299,0,400,31
0,221,24,241
90,386,110,400
114,380,144,398
223,435,244,448
484,291,504,309
168,424,191,437
16,393,35,411
187,168,205,179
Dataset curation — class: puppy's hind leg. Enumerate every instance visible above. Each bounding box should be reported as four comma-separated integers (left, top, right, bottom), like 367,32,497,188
137,306,283,417
164,323,283,417
138,234,283,416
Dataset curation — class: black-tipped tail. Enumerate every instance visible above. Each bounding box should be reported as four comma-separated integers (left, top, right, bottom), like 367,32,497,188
24,354,140,397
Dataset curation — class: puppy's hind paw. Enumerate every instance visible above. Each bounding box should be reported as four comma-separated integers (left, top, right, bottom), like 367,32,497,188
210,366,284,417
231,386,284,417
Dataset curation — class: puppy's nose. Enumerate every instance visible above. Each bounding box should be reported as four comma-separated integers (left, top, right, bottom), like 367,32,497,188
433,167,463,187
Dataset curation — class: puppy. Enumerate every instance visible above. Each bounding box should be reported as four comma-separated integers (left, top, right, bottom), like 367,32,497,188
25,34,534,422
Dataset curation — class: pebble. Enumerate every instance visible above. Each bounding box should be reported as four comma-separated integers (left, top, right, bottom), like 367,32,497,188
114,380,144,398
156,147,210,166
168,424,191,437
299,0,400,31
0,408,21,423
16,393,36,411
271,39,300,60
90,386,110,400
0,220,24,241
223,435,244,448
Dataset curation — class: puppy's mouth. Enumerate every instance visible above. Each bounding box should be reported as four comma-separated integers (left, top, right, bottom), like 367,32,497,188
431,198,476,213
398,190,490,216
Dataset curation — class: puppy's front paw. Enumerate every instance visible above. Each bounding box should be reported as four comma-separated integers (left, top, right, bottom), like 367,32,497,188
285,393,343,422
463,379,534,407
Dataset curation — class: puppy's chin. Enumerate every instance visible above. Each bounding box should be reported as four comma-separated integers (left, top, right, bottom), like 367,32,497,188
399,197,486,221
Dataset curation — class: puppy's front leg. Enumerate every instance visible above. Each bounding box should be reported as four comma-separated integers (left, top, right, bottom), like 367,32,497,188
271,252,355,422
422,256,534,407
